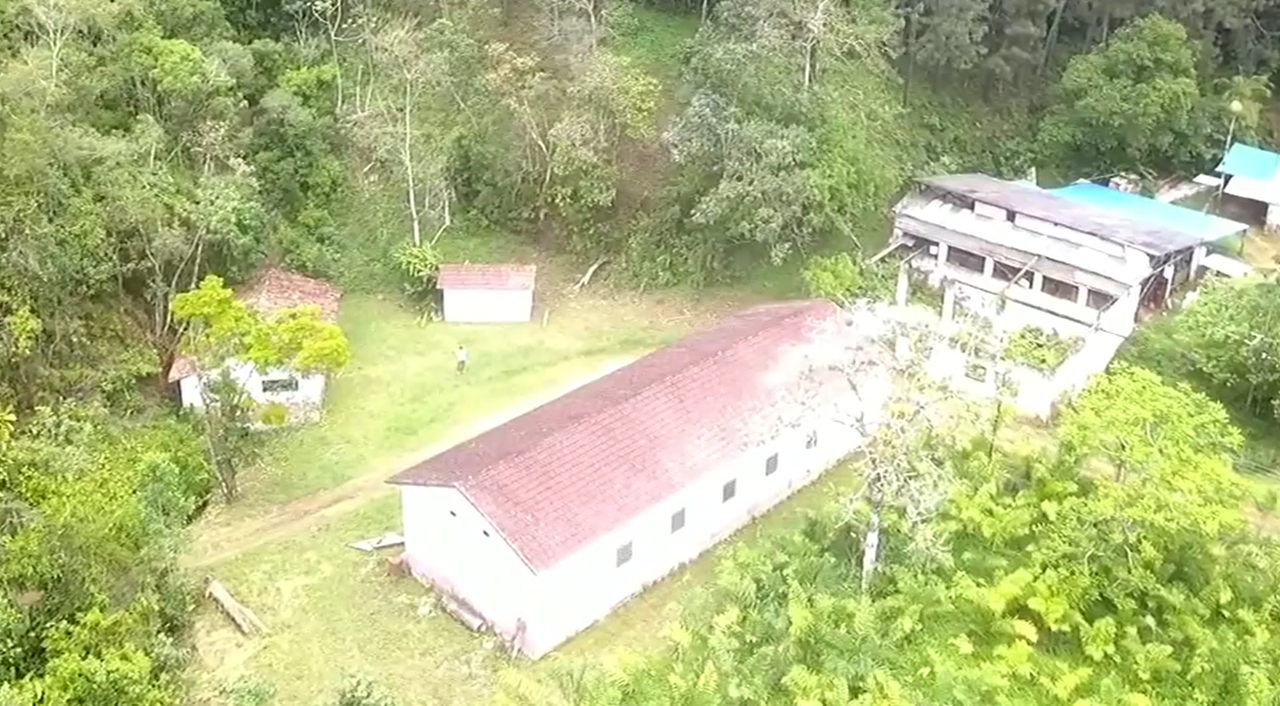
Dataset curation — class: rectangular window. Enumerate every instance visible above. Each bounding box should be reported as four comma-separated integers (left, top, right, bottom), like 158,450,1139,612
1041,275,1080,302
261,377,299,393
1086,289,1117,310
764,453,779,476
991,261,1020,282
805,431,818,449
616,542,633,567
945,247,986,273
670,509,685,533
722,479,737,503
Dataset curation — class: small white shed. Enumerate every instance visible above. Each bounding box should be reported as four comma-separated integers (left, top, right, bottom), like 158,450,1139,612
168,268,342,425
438,263,536,324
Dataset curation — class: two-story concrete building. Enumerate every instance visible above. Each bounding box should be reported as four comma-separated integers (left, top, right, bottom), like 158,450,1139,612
887,174,1246,417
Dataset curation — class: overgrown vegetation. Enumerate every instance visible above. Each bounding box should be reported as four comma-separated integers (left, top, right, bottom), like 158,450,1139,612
1001,326,1083,371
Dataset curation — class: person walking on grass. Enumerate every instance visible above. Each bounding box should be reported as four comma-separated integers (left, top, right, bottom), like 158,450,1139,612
455,344,468,374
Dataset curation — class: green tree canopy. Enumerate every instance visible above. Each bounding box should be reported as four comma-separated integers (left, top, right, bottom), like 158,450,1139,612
1036,15,1258,177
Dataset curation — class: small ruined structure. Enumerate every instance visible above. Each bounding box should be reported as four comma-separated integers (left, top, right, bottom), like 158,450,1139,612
885,174,1246,418
437,263,537,323
387,300,892,658
168,268,341,425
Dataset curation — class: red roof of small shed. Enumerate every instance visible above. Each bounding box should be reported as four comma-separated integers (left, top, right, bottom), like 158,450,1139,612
167,268,342,382
437,263,537,291
387,299,840,572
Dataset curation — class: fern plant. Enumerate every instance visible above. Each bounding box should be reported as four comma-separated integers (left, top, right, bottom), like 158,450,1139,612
393,242,442,304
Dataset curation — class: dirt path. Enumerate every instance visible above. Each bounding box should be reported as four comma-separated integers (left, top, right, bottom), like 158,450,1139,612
185,357,637,569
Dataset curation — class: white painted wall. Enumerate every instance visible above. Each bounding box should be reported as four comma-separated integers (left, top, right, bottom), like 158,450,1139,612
176,360,327,424
399,486,537,638
442,288,533,324
1012,214,1127,259
520,396,872,658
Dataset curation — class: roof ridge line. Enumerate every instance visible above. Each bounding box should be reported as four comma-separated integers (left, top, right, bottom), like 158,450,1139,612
464,301,830,487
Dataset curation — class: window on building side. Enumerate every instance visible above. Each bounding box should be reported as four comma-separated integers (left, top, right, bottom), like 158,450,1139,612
805,431,818,449
671,509,686,533
722,479,737,503
991,261,1021,282
1041,275,1080,302
765,453,779,476
945,247,986,273
261,376,299,393
1086,289,1117,310
616,542,633,567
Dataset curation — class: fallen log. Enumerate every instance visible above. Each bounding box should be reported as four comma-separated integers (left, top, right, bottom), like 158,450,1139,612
570,257,607,292
206,578,268,636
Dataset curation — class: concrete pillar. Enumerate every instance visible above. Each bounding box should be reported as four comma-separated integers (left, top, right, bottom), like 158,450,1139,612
1190,245,1206,277
937,243,949,267
941,281,957,326
982,257,994,278
895,265,909,307
1162,263,1175,308
1032,272,1044,292
1267,204,1280,235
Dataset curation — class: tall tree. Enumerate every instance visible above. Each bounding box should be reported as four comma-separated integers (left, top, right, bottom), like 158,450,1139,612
1036,15,1219,177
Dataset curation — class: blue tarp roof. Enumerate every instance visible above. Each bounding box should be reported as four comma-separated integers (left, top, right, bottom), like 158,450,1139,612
1217,142,1280,181
1048,182,1248,243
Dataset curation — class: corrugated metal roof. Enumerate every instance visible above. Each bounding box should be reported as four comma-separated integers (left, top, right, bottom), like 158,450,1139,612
387,300,841,572
1049,182,1247,243
919,174,1205,256
1216,143,1280,181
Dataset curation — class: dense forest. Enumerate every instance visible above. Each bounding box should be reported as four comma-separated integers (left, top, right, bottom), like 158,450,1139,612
2,0,1280,702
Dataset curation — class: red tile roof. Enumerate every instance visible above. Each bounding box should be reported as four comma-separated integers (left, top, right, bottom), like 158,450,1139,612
167,268,342,382
437,263,536,291
387,299,841,572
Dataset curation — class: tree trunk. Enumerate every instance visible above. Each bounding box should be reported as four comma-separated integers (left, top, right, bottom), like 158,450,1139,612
860,494,882,593
1039,0,1067,74
803,42,814,88
403,82,422,247
902,10,916,107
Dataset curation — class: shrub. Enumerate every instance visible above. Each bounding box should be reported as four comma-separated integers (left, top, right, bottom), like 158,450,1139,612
801,252,896,304
329,677,396,706
1002,326,1083,371
392,242,442,305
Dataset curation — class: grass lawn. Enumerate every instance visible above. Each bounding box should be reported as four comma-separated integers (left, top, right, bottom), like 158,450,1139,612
191,462,862,706
186,240,817,704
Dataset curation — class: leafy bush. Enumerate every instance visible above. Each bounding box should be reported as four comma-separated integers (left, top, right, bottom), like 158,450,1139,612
329,677,396,706
0,407,209,703
221,674,277,706
392,242,442,305
1002,326,1083,371
801,252,896,304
